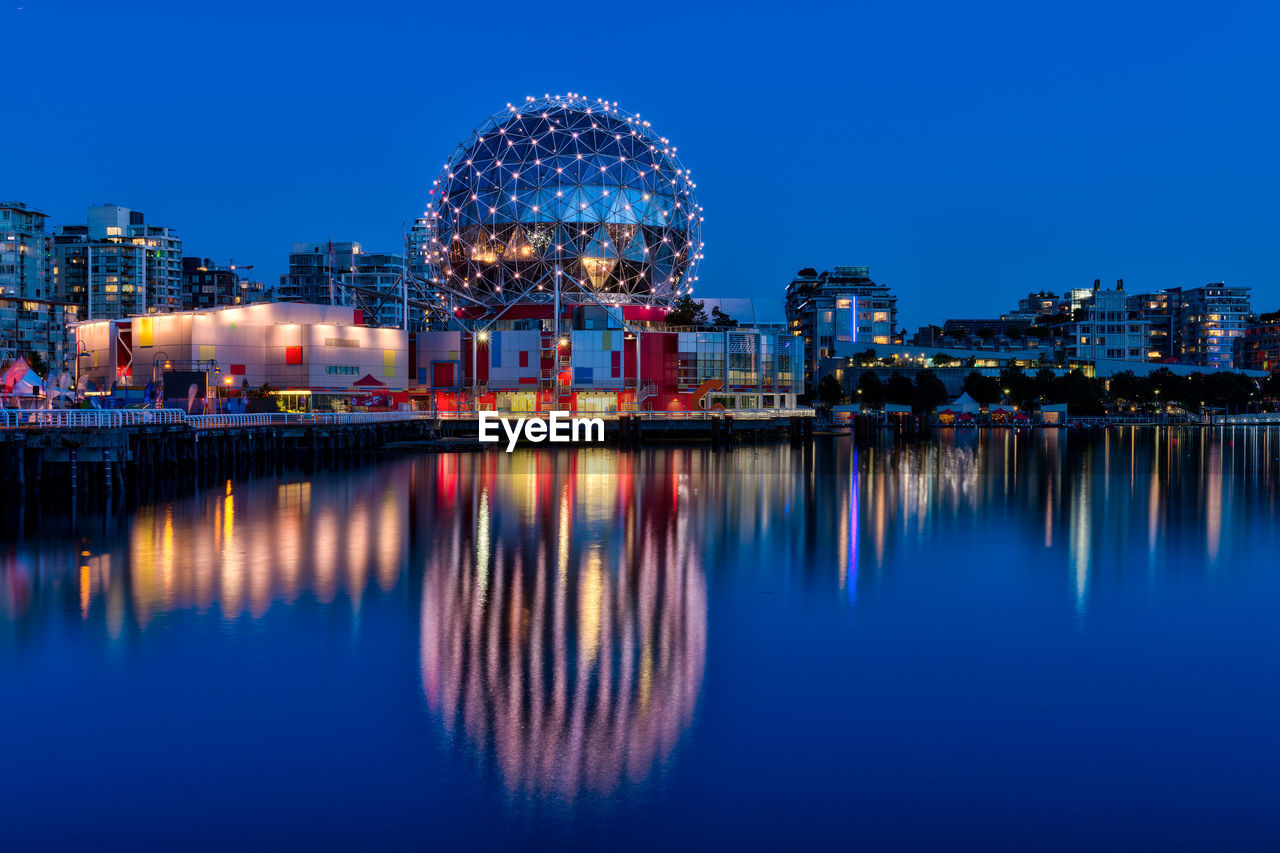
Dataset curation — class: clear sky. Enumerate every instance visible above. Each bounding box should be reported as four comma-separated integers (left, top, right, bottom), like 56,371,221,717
6,0,1277,328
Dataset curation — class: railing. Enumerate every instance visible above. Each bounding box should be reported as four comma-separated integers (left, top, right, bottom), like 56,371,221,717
187,411,434,428
433,408,815,421
1210,413,1280,426
0,409,433,430
0,409,188,429
0,407,812,430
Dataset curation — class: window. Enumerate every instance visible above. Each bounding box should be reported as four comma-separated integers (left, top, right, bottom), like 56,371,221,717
324,337,360,348
325,365,359,375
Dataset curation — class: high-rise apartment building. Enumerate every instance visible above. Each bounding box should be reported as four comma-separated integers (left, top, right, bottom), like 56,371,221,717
1128,289,1177,361
278,241,361,304
1174,284,1252,369
784,266,897,390
348,251,411,327
1236,311,1280,372
51,205,183,320
1066,281,1149,363
180,258,267,310
279,241,416,326
0,296,78,372
0,202,51,298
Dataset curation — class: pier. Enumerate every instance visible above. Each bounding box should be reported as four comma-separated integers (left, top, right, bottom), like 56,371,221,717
1,408,817,498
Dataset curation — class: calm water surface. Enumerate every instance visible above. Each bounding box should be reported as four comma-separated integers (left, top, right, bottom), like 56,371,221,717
4,429,1280,849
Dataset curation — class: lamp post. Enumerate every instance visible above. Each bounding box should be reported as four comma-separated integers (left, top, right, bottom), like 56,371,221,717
74,340,92,402
151,350,171,407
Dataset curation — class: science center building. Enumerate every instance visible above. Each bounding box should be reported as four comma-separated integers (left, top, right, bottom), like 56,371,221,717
74,96,804,413
412,95,803,414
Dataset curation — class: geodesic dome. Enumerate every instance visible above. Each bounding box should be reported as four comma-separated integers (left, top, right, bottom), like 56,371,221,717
423,94,703,314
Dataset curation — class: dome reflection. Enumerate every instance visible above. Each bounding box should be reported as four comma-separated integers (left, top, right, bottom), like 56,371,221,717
419,452,707,800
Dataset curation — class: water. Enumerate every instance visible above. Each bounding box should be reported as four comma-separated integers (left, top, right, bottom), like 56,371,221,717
4,429,1280,849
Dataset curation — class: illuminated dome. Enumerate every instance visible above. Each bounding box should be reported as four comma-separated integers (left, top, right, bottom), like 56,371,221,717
424,94,703,315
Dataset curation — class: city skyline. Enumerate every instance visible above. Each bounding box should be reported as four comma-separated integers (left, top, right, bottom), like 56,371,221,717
6,0,1279,329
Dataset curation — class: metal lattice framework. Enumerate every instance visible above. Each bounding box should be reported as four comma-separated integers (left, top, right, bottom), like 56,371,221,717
422,94,704,327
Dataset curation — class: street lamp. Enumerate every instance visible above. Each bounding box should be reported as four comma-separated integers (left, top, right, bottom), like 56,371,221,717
74,340,92,401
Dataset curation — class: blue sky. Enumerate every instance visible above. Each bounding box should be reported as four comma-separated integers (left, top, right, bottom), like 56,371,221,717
6,0,1277,328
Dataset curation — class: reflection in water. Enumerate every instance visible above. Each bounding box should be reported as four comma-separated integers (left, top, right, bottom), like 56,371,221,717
0,473,406,636
419,453,707,800
5,429,1280,637
5,428,1280,813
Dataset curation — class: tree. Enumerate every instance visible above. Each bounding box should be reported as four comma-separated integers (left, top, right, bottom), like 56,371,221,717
963,371,1001,405
1263,371,1280,401
1148,367,1189,406
709,306,738,328
1108,370,1147,405
1005,325,1023,340
852,348,879,367
913,371,949,411
931,352,957,366
856,371,885,407
1055,369,1106,416
1033,368,1057,403
247,382,278,399
998,366,1035,409
885,374,916,405
816,373,844,406
24,351,49,377
976,327,996,341
666,294,707,327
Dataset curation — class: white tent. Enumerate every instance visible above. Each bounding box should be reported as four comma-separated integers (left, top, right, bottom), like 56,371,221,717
945,392,981,414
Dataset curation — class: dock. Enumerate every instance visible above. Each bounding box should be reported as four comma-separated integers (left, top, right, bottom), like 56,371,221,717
0,408,816,498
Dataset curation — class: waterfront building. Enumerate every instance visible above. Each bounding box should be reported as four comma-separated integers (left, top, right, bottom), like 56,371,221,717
181,258,269,310
51,204,183,320
412,323,802,413
278,242,413,327
277,241,361,304
404,95,799,412
1065,281,1149,363
911,325,945,348
0,202,51,299
941,316,1034,344
0,296,79,373
1063,287,1098,316
826,340,1057,397
182,257,238,310
784,266,897,391
1014,291,1063,319
1128,288,1177,361
74,301,407,402
1174,284,1252,369
348,251,411,328
1235,310,1280,372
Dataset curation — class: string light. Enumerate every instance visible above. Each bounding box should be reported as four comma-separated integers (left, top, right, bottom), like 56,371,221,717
422,94,702,314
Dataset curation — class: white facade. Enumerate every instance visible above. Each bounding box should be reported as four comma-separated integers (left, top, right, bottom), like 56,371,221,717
75,302,407,392
1068,286,1150,363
